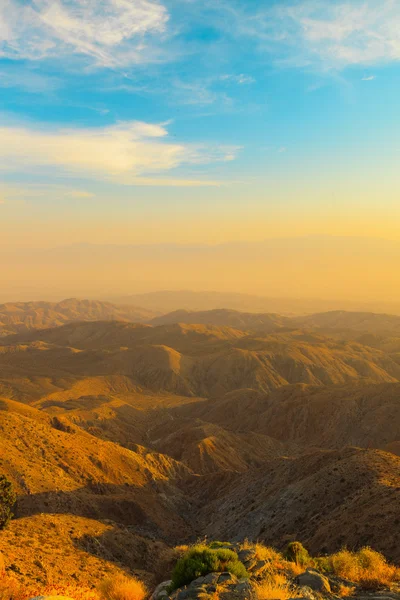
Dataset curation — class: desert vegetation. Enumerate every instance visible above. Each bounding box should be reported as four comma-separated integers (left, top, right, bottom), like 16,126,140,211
169,544,248,590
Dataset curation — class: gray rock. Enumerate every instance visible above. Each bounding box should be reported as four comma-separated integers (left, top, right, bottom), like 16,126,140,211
202,573,220,585
251,559,269,576
296,569,331,593
151,580,172,600
238,549,256,563
218,572,238,584
296,586,316,600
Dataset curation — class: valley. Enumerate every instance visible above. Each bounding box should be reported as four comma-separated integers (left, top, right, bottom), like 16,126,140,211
1,300,400,591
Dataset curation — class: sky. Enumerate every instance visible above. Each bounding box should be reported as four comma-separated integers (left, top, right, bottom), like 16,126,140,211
1,0,400,301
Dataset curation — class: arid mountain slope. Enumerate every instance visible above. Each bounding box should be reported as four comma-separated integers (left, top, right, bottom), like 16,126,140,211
195,447,400,561
150,309,291,332
0,397,192,539
148,419,295,474
2,322,400,404
173,383,400,455
294,310,400,335
0,298,156,337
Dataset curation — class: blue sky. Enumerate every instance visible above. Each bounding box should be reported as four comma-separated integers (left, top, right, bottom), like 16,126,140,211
1,0,400,247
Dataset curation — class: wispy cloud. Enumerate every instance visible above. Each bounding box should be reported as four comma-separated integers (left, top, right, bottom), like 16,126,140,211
220,74,255,85
362,75,376,81
208,0,400,72
0,65,60,93
0,120,239,186
0,0,169,67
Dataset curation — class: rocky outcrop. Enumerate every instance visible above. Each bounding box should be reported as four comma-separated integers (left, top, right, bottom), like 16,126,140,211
151,573,255,600
295,568,331,592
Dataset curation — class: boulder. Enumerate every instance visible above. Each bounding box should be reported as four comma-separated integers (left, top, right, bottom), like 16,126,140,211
151,581,172,600
296,569,331,593
169,573,254,600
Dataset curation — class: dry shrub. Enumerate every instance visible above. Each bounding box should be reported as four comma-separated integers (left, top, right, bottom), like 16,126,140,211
255,578,301,600
0,554,5,577
98,575,147,600
328,548,400,590
253,544,282,564
282,561,304,578
174,545,189,557
0,576,100,600
26,585,99,600
338,584,356,597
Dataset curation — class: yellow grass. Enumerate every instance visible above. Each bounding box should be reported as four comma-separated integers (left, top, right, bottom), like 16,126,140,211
255,579,301,600
328,548,400,590
98,575,147,600
0,574,100,600
283,561,304,578
338,584,356,597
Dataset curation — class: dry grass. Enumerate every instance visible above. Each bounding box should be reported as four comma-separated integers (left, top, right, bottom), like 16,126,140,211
327,548,400,590
337,584,356,597
98,575,147,600
0,573,99,600
254,578,301,600
283,561,305,578
254,544,282,563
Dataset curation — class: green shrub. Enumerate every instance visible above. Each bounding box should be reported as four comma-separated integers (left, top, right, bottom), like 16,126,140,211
313,556,332,574
0,475,16,530
208,541,232,549
283,542,310,567
170,544,248,590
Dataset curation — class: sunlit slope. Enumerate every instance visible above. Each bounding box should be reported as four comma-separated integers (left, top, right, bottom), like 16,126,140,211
294,310,400,335
0,298,156,337
0,397,192,538
2,322,400,405
150,308,291,332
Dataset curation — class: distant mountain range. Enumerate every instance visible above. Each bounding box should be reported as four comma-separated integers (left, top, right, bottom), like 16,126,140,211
3,237,400,309
0,298,158,336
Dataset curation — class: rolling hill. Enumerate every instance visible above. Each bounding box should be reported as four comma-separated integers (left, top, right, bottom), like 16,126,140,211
0,298,157,337
150,308,292,332
2,312,400,589
2,321,400,405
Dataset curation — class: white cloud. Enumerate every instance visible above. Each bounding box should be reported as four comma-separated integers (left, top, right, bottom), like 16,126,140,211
362,75,376,81
0,0,169,66
0,120,239,186
220,74,255,85
214,0,400,71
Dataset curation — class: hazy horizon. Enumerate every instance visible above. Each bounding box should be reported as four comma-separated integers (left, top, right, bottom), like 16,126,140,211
2,236,400,313
2,0,400,306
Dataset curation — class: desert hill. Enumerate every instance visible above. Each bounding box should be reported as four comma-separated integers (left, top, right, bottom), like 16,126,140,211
0,298,156,337
2,313,400,589
2,322,400,405
294,310,400,335
195,447,400,561
150,308,291,332
0,397,192,539
172,382,400,455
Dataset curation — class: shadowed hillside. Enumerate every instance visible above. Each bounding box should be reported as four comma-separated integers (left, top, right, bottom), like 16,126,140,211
0,298,157,337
